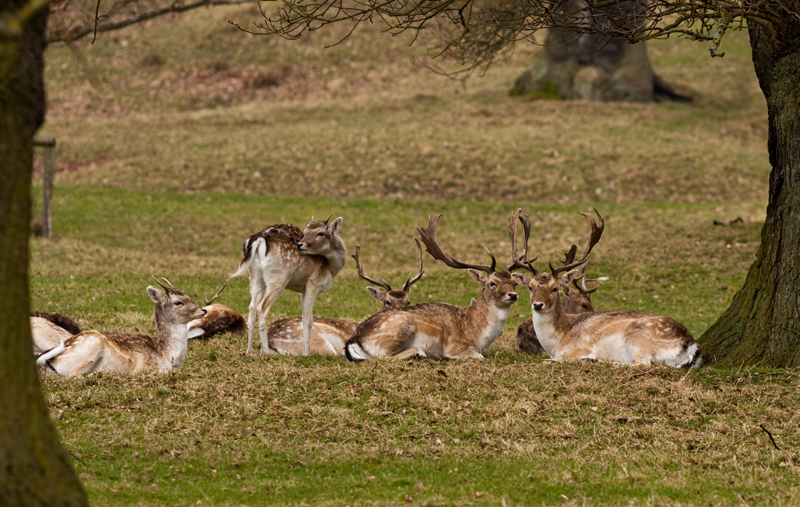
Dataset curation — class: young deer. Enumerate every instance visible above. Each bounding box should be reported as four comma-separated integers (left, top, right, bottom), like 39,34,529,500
511,210,701,367
37,278,206,378
230,215,347,356
186,284,246,339
344,211,523,361
266,240,425,355
30,312,82,355
515,245,600,354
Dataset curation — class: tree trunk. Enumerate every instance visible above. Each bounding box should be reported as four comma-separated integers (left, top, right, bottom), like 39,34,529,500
0,3,89,506
699,24,800,367
511,28,690,102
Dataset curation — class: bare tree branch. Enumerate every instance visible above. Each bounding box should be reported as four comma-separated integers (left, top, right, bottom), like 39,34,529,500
233,0,799,75
46,0,251,44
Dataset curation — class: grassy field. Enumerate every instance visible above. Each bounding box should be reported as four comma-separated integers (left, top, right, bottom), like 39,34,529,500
31,7,800,506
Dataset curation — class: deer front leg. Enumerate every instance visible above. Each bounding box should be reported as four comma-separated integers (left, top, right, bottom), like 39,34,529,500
300,288,318,357
446,348,484,360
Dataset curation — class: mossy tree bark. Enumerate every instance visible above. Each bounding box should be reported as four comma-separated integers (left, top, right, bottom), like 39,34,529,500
700,23,800,367
512,28,690,102
511,0,690,103
0,2,88,505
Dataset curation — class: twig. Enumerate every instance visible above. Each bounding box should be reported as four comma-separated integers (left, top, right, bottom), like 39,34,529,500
724,425,780,450
69,451,88,467
91,0,101,43
759,424,780,450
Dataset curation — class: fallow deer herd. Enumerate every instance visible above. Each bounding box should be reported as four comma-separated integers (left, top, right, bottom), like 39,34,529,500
34,206,702,378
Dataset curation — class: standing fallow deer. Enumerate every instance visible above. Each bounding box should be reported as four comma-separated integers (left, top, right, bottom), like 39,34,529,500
511,209,701,367
37,278,206,378
267,240,425,355
515,245,601,355
186,284,246,339
344,211,526,361
230,215,347,356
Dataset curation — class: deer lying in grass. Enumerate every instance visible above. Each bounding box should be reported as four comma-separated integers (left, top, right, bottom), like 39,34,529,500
511,209,701,367
186,284,246,339
30,312,82,355
344,211,524,361
267,241,424,355
37,278,206,378
515,245,600,354
230,215,347,356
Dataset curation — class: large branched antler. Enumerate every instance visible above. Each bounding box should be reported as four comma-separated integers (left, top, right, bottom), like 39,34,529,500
402,239,425,292
551,209,605,277
352,245,392,292
506,208,538,273
562,244,578,265
416,213,496,274
204,283,227,305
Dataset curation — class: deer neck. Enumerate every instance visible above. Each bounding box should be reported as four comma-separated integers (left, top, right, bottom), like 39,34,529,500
322,236,347,277
530,295,570,358
463,294,511,353
154,309,189,368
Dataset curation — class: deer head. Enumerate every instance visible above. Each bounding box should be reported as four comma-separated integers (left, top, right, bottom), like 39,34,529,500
353,240,424,310
147,277,206,325
298,214,344,255
511,209,604,314
416,213,519,309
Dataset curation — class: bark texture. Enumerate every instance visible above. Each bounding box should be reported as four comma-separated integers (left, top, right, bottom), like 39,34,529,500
0,2,89,505
700,23,800,366
511,28,690,102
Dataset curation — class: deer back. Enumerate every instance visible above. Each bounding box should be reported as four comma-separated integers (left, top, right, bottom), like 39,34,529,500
268,317,358,356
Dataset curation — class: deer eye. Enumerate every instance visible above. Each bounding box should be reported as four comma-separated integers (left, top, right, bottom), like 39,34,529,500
488,282,497,288
317,232,324,237
174,301,184,306
582,304,588,309
551,288,558,293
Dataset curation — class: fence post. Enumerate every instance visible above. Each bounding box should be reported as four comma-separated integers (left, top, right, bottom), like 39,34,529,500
34,138,56,239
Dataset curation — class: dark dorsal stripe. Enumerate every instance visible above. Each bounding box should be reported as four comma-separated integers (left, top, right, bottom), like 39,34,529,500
31,311,82,335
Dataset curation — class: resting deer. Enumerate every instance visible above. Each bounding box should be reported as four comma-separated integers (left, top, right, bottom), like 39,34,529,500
344,211,523,361
515,245,600,354
230,215,347,356
267,240,425,355
186,284,246,339
30,312,82,355
37,278,206,378
511,209,701,367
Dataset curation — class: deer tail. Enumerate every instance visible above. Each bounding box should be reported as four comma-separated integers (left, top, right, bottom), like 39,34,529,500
36,343,66,367
229,237,266,279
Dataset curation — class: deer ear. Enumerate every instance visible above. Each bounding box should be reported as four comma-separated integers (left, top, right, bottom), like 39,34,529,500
511,273,530,287
468,269,487,284
366,286,384,302
328,217,343,235
558,266,583,286
146,286,165,303
562,284,573,296
470,298,477,306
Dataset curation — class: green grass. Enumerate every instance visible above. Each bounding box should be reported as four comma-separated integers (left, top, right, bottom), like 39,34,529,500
31,7,797,506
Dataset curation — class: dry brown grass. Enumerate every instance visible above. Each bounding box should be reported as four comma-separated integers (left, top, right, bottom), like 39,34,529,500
39,6,768,206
